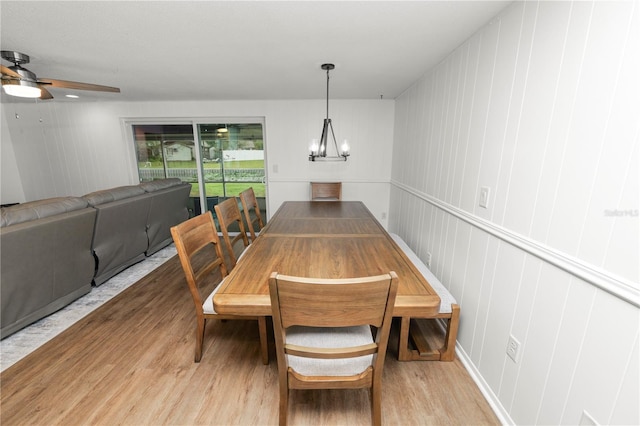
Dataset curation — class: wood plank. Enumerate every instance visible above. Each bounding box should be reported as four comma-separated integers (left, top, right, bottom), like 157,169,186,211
1,256,499,425
215,235,441,316
410,319,438,358
265,217,382,235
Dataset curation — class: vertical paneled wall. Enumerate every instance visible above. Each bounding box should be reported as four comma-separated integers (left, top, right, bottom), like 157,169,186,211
0,108,26,203
390,2,638,425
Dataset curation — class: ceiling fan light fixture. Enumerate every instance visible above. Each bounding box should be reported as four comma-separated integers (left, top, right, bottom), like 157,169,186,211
2,80,42,98
1,50,120,100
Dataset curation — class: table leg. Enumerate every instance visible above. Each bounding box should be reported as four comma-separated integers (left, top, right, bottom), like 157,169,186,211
398,317,412,361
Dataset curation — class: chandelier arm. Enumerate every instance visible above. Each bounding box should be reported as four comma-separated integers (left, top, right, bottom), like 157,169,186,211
320,119,330,156
328,119,340,155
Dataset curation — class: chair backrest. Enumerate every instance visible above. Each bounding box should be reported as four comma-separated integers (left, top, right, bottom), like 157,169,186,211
239,187,264,242
310,182,342,201
269,272,398,371
170,212,228,315
214,197,250,268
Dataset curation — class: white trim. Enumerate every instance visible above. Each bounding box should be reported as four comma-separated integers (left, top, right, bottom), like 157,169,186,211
268,178,390,184
455,341,514,425
391,180,640,308
429,317,512,424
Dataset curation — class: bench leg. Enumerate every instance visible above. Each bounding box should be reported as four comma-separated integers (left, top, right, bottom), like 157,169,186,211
439,304,460,362
397,304,460,362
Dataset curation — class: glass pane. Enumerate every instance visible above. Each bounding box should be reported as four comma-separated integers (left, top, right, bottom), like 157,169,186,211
197,123,265,197
198,124,224,203
132,121,266,220
132,124,201,214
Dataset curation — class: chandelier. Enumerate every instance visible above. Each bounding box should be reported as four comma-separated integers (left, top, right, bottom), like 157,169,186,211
309,63,350,162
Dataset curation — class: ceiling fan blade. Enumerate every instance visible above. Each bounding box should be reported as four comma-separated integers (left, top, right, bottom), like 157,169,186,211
39,86,54,99
38,78,120,93
1,64,22,79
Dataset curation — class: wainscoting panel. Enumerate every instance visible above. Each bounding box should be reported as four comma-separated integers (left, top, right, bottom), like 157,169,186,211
389,1,638,424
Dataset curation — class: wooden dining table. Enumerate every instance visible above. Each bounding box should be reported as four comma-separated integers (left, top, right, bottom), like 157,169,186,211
213,201,442,360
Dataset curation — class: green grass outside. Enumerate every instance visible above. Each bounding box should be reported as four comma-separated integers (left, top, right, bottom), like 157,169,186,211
139,160,264,169
138,159,265,198
189,182,265,198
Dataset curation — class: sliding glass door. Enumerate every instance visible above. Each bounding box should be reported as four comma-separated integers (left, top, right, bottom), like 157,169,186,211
131,120,265,218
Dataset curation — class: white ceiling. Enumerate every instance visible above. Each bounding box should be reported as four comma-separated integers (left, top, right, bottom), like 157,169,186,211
1,1,511,103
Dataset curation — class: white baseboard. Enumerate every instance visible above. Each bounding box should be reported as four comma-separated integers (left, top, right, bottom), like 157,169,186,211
455,340,514,425
431,317,513,425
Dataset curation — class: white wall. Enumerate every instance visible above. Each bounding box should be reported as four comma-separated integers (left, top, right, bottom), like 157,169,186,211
390,1,638,425
0,105,26,204
1,99,394,225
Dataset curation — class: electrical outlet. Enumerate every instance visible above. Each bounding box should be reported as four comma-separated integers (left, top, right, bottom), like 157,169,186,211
506,335,520,362
425,251,432,268
479,186,490,208
381,212,387,220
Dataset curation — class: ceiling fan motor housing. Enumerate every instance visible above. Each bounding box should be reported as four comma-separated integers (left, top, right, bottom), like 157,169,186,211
1,51,38,83
1,50,32,66
8,65,37,82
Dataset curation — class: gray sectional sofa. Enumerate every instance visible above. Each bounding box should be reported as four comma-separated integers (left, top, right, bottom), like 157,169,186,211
0,197,96,338
141,179,192,256
83,185,153,286
0,178,190,338
83,178,190,285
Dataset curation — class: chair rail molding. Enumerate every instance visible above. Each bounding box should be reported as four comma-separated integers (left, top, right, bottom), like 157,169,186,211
391,180,640,308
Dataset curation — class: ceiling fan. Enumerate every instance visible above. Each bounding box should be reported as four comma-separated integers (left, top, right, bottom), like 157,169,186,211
1,50,120,99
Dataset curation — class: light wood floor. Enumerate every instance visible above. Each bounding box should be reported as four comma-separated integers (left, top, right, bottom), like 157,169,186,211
1,254,499,425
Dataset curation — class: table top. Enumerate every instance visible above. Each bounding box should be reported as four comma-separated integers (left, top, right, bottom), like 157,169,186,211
213,201,440,317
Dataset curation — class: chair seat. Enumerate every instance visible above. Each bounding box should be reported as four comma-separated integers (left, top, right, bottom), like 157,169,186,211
286,325,374,376
203,278,225,314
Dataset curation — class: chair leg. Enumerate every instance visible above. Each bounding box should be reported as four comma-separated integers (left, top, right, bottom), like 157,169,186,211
195,317,206,363
279,382,288,426
371,386,382,426
258,316,269,365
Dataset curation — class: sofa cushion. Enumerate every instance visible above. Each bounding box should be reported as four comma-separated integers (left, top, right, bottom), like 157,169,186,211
82,185,146,207
139,178,184,193
0,197,89,227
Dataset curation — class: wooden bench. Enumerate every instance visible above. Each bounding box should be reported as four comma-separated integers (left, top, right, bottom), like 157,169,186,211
389,233,460,361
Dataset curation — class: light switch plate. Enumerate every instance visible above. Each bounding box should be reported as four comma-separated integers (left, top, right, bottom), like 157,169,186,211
479,186,490,208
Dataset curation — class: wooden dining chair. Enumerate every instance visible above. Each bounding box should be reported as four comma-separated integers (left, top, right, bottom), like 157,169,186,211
239,187,264,242
269,271,398,426
214,197,250,269
310,181,342,201
170,212,268,364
